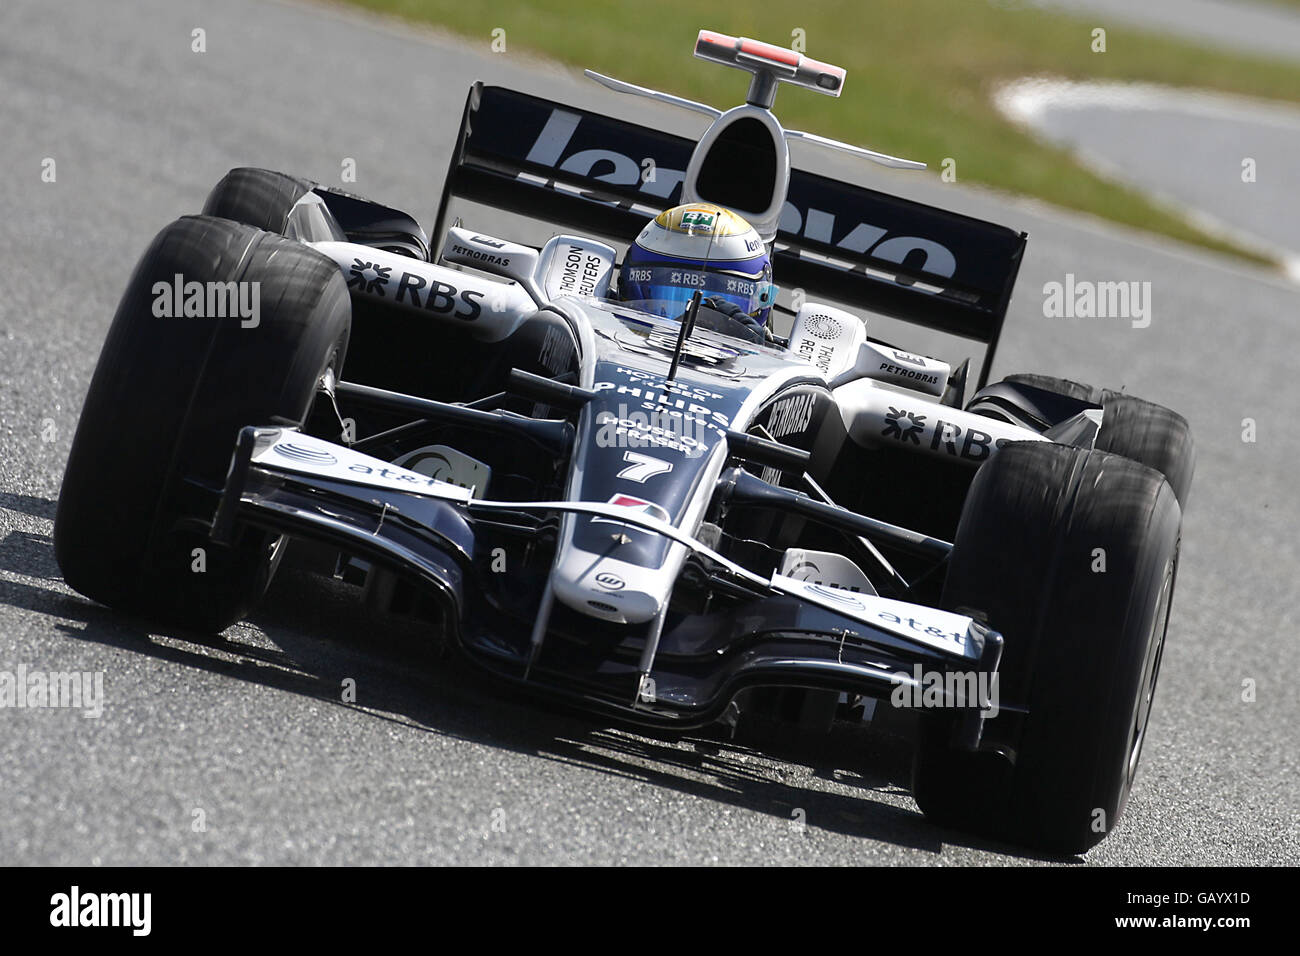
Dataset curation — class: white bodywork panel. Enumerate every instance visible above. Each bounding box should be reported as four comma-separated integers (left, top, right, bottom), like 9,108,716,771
834,377,1047,466
310,240,535,342
252,431,472,503
851,341,950,397
769,573,977,659
536,235,617,302
392,444,492,496
786,302,865,381
779,548,877,596
441,227,540,283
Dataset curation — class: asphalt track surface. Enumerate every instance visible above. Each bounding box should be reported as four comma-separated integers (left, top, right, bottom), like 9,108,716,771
0,0,1296,865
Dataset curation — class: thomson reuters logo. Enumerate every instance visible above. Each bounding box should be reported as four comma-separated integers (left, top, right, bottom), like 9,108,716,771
804,313,842,339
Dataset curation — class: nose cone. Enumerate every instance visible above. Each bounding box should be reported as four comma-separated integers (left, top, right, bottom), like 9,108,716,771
550,548,671,624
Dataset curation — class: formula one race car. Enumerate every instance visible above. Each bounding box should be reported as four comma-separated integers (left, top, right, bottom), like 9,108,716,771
55,30,1193,854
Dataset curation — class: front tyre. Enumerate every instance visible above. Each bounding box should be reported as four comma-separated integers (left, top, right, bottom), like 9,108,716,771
911,442,1181,854
54,216,350,632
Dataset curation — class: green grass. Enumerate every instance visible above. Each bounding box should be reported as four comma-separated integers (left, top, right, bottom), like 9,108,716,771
340,0,1300,266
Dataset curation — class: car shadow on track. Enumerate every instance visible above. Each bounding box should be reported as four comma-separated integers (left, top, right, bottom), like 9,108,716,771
0,516,1077,864
0,492,58,521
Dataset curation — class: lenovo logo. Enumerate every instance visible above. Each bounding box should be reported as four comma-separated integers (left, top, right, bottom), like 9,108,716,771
522,107,957,279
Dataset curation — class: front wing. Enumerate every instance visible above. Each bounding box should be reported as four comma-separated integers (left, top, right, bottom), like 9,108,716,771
210,428,1003,742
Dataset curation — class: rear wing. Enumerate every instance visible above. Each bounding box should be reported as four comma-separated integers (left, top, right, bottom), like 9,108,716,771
433,83,1026,385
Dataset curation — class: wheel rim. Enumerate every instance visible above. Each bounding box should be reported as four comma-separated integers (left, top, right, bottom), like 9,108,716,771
1127,555,1175,784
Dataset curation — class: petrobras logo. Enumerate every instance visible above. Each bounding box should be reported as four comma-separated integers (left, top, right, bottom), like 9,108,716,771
522,106,959,280
876,361,940,387
448,242,512,268
766,392,815,439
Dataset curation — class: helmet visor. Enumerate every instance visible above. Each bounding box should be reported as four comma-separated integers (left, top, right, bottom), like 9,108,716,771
620,262,775,320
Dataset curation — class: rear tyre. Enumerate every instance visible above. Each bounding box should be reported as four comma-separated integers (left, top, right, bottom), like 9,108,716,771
1094,393,1195,507
54,216,350,632
201,167,315,234
1002,372,1100,404
911,442,1181,854
1002,373,1194,506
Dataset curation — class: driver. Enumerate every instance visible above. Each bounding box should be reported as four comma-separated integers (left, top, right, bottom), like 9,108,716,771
618,202,776,342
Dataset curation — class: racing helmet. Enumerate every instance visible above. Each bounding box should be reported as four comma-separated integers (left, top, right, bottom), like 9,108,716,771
619,203,776,327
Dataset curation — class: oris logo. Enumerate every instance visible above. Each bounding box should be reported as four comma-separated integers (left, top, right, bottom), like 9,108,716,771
594,572,625,591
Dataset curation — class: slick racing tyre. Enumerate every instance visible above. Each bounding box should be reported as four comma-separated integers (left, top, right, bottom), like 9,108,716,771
201,167,428,259
1001,372,1099,404
1094,393,1195,508
1003,373,1195,505
911,441,1182,855
55,216,350,632
201,166,315,235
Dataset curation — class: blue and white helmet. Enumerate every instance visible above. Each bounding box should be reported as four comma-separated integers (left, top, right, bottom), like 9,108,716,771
619,202,776,327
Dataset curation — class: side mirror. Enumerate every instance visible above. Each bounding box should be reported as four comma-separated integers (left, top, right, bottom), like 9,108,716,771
441,227,545,303
785,303,865,380
833,341,951,397
536,236,617,302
